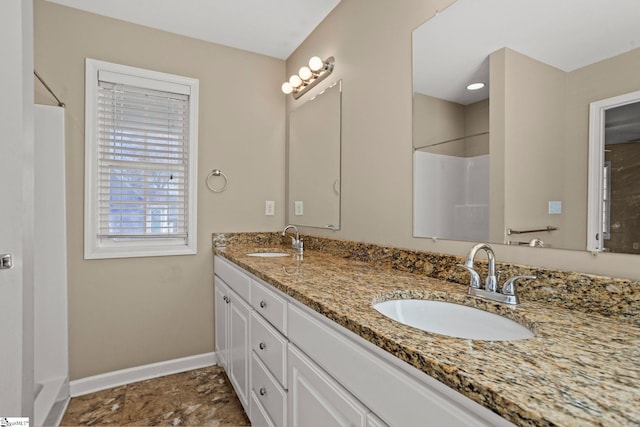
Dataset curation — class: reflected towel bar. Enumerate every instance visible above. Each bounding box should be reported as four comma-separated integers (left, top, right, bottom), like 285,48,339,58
507,226,558,235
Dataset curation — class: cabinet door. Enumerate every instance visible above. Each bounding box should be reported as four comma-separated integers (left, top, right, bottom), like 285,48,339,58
214,277,229,369
288,345,369,427
228,287,252,412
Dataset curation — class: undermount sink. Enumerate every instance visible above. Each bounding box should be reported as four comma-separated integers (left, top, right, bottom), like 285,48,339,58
373,299,534,341
246,252,289,257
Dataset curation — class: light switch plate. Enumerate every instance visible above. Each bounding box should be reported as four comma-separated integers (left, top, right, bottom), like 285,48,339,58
295,201,304,215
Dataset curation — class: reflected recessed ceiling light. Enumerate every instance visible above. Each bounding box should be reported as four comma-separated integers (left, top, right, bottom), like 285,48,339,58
466,82,485,91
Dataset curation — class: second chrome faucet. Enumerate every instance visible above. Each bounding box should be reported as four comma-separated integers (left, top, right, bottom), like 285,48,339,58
457,243,535,305
282,224,304,253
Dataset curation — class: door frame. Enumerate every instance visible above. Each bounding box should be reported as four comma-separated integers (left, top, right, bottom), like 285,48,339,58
0,0,35,418
587,89,640,252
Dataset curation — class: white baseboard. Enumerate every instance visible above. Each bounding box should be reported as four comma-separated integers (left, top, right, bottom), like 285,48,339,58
70,352,218,397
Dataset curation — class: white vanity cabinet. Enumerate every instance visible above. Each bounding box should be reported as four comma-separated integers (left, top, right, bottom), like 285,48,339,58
214,257,252,414
214,255,290,426
214,256,512,427
250,276,290,426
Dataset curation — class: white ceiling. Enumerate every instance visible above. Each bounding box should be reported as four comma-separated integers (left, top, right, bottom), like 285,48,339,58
413,0,640,105
45,0,341,60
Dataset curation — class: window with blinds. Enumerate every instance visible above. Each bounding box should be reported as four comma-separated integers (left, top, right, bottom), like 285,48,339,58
85,59,199,259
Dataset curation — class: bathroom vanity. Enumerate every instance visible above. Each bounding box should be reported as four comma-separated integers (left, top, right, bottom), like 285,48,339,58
213,233,639,426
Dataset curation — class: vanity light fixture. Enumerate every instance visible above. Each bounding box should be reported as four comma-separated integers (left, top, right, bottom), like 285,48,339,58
281,56,335,99
466,82,485,91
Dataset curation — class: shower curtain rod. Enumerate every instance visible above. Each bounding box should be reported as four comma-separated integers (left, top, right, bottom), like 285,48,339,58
34,70,65,107
414,131,489,151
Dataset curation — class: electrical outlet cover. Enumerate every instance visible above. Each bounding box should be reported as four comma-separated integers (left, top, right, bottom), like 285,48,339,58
265,200,275,215
548,201,562,214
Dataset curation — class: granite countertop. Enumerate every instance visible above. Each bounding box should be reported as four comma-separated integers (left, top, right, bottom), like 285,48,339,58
214,244,639,426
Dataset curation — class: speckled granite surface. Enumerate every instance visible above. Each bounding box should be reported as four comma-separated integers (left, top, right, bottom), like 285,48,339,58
214,232,639,323
212,232,640,426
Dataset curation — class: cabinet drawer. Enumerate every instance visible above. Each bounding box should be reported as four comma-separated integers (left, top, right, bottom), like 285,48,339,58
252,311,288,388
251,389,276,427
252,352,287,427
252,280,287,334
215,256,251,302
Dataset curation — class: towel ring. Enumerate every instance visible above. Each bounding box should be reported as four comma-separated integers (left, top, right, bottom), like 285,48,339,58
206,169,229,193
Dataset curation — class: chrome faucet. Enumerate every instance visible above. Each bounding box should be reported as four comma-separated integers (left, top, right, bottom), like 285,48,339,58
458,243,536,305
282,224,304,253
528,238,545,247
457,243,498,291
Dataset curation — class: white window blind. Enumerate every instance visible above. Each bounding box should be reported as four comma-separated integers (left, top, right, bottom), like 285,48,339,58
97,80,190,240
85,59,198,259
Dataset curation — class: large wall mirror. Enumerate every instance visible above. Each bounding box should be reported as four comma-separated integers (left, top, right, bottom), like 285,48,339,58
412,0,640,254
288,81,341,230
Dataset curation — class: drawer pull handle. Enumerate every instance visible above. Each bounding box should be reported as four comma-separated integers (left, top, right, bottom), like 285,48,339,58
223,295,230,303
259,387,267,396
259,300,267,308
259,342,267,350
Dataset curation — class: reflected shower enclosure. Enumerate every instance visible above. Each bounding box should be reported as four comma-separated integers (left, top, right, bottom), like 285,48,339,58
413,92,490,242
414,150,489,242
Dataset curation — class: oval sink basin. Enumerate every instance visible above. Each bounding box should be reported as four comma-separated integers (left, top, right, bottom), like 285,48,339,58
373,299,533,341
246,252,289,257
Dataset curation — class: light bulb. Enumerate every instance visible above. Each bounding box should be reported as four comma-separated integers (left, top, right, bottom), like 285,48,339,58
309,56,324,72
299,66,312,81
281,82,293,94
289,74,303,88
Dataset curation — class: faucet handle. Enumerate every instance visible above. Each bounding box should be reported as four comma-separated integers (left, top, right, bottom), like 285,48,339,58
502,275,536,296
484,274,498,293
456,264,481,288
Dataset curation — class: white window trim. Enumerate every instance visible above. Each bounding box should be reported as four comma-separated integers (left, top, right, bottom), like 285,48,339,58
84,58,199,259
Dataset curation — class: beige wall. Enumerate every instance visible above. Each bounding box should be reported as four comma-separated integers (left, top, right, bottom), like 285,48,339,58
563,46,640,255
34,0,285,379
490,47,640,250
413,93,465,151
493,46,640,251
287,0,640,280
491,48,569,249
465,100,489,157
489,48,507,243
412,94,488,157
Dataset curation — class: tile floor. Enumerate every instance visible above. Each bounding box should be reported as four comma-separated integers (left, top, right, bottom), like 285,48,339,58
60,365,250,426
